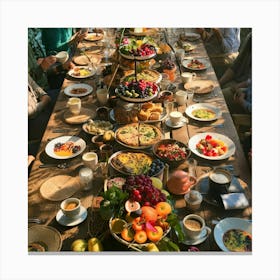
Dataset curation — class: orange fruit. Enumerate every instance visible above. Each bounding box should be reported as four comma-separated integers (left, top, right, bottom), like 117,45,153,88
146,226,163,242
155,202,172,217
132,217,144,231
134,230,147,244
141,206,158,222
121,227,134,242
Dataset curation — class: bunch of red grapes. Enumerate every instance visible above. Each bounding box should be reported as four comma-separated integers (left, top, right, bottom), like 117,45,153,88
122,175,166,207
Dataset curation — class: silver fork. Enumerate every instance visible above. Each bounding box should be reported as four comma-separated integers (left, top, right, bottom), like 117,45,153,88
39,162,69,169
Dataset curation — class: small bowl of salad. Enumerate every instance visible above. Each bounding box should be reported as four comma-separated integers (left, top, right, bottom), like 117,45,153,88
152,139,191,168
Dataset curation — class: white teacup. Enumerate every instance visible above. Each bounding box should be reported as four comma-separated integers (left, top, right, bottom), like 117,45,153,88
82,152,98,171
183,214,210,240
175,90,188,106
67,97,81,115
55,51,69,64
61,198,81,218
96,88,109,105
181,72,197,84
169,111,183,126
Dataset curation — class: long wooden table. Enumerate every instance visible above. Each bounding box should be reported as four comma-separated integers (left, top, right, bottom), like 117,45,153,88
28,28,252,252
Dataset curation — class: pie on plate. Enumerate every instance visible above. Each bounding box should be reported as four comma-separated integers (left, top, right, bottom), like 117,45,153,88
115,123,162,148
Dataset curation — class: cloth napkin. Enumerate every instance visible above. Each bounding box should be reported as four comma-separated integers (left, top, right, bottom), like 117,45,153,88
220,193,249,210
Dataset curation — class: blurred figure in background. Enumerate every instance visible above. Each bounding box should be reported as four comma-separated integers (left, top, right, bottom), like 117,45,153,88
196,28,240,79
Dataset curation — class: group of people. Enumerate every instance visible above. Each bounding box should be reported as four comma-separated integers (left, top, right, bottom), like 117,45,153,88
28,28,88,170
197,28,252,164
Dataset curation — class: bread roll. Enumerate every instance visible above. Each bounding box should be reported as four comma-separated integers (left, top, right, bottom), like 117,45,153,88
149,112,160,121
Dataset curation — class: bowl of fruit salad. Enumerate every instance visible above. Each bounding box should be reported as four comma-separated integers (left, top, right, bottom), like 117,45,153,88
115,79,159,103
188,133,236,160
100,175,175,250
153,139,191,168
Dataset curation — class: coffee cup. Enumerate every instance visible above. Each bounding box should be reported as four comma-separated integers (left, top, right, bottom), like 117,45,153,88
181,72,197,84
100,144,113,162
175,90,188,105
60,198,81,218
82,152,98,171
96,88,109,105
209,168,232,199
67,97,81,115
169,111,183,126
183,214,210,240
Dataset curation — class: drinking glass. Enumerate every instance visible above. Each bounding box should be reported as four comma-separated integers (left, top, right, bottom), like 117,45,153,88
164,100,174,116
186,89,194,103
79,167,94,191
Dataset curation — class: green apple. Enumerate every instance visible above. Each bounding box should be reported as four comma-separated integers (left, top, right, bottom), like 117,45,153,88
161,189,170,197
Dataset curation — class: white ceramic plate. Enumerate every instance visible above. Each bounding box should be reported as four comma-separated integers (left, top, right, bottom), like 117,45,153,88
45,136,86,160
28,225,62,252
84,32,103,41
214,218,252,252
188,132,235,160
64,83,93,97
68,66,96,79
56,206,87,227
185,103,222,122
182,58,210,71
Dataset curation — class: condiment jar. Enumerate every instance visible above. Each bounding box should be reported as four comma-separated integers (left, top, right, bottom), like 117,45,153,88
184,190,202,211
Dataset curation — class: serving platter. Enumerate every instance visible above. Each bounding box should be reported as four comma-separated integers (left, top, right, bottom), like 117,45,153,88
188,132,235,160
121,69,162,84
185,103,221,122
45,136,86,160
73,55,101,66
82,119,114,135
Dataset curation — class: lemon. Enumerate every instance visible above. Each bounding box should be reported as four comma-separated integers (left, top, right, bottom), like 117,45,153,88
151,177,163,190
111,218,127,234
103,130,115,142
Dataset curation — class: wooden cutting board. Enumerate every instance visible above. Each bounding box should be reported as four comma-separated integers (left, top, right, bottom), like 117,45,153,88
184,80,215,94
40,175,81,201
64,107,96,124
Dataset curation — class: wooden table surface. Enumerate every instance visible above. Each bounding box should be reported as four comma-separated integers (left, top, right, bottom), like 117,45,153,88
28,28,252,252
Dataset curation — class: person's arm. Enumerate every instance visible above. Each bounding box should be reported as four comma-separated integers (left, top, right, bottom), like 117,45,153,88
213,28,240,53
219,68,235,87
28,75,51,118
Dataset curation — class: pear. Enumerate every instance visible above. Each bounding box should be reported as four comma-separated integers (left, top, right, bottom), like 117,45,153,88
88,237,103,252
146,243,159,252
71,239,88,252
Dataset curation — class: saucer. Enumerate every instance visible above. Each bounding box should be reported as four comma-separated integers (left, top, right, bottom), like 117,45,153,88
56,206,87,227
165,118,186,128
180,221,211,245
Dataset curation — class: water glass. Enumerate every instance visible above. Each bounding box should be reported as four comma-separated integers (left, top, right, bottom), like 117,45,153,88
79,167,94,191
164,100,174,116
186,89,194,103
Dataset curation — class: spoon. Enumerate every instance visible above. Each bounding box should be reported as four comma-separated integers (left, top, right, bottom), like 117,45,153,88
39,162,69,169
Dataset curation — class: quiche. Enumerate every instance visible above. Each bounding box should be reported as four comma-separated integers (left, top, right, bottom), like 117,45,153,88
111,152,153,174
116,123,162,147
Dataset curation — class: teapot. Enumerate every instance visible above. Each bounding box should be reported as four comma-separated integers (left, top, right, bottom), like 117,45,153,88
166,170,197,195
